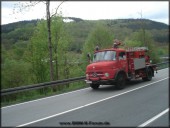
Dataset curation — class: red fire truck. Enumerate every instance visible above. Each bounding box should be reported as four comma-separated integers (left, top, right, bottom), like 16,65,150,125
85,40,157,90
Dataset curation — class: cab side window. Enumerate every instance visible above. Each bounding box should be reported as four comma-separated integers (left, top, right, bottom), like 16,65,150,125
119,52,126,60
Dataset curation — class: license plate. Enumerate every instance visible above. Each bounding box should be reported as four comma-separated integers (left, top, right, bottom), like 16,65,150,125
85,80,92,84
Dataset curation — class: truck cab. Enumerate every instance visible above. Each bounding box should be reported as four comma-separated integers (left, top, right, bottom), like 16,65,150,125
86,48,127,89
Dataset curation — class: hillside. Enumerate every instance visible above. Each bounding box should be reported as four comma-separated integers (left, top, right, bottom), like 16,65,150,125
1,18,169,52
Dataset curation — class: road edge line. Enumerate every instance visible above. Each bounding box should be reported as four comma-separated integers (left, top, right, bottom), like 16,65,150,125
138,108,169,127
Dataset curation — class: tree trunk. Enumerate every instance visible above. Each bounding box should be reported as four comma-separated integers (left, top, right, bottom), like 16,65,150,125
46,1,56,92
64,51,69,88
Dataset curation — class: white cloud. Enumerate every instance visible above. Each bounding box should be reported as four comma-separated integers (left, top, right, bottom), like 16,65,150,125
1,1,169,25
1,1,46,24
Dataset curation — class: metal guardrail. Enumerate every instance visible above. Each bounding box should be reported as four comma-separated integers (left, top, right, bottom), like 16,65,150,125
1,76,86,96
156,61,169,70
1,61,169,96
155,61,169,66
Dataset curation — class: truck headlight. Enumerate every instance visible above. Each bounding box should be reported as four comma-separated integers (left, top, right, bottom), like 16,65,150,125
105,73,109,77
86,74,89,79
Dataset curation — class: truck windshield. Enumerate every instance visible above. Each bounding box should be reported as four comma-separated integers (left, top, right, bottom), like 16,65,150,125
93,51,116,62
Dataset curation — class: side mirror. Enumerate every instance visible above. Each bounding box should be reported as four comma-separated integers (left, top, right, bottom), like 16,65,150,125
87,53,91,58
87,53,92,63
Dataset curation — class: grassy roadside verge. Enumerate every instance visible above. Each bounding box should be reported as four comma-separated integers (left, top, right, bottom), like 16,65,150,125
1,81,87,107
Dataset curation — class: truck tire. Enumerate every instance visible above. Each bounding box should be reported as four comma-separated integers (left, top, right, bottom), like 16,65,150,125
90,84,100,89
115,73,126,90
142,67,152,81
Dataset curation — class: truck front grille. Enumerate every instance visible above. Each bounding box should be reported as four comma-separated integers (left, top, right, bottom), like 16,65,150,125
89,72,103,78
92,72,97,77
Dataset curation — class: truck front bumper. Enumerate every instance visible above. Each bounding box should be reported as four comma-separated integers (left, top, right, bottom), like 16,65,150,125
85,79,116,85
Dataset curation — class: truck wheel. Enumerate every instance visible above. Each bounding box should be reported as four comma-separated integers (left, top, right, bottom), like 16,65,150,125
115,73,126,90
90,84,100,89
142,68,152,81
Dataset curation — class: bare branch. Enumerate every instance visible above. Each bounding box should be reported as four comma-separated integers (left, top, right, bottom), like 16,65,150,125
13,1,42,15
51,1,66,17
42,1,46,4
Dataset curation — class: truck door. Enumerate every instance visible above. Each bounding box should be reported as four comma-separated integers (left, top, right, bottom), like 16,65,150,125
118,52,127,72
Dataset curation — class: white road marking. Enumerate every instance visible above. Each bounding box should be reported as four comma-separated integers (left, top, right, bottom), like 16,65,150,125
2,68,168,109
138,108,169,127
17,77,168,127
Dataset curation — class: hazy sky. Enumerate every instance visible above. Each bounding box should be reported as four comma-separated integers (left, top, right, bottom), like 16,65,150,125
1,1,169,25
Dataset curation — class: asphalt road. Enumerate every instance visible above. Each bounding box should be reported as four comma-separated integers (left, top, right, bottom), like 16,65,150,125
1,68,169,127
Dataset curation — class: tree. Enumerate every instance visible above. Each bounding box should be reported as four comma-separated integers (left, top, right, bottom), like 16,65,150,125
24,15,71,91
13,1,66,83
138,10,147,47
46,1,54,81
51,16,71,89
25,20,49,84
82,23,114,67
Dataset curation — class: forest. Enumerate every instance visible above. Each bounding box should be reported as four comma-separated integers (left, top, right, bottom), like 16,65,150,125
1,17,169,106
